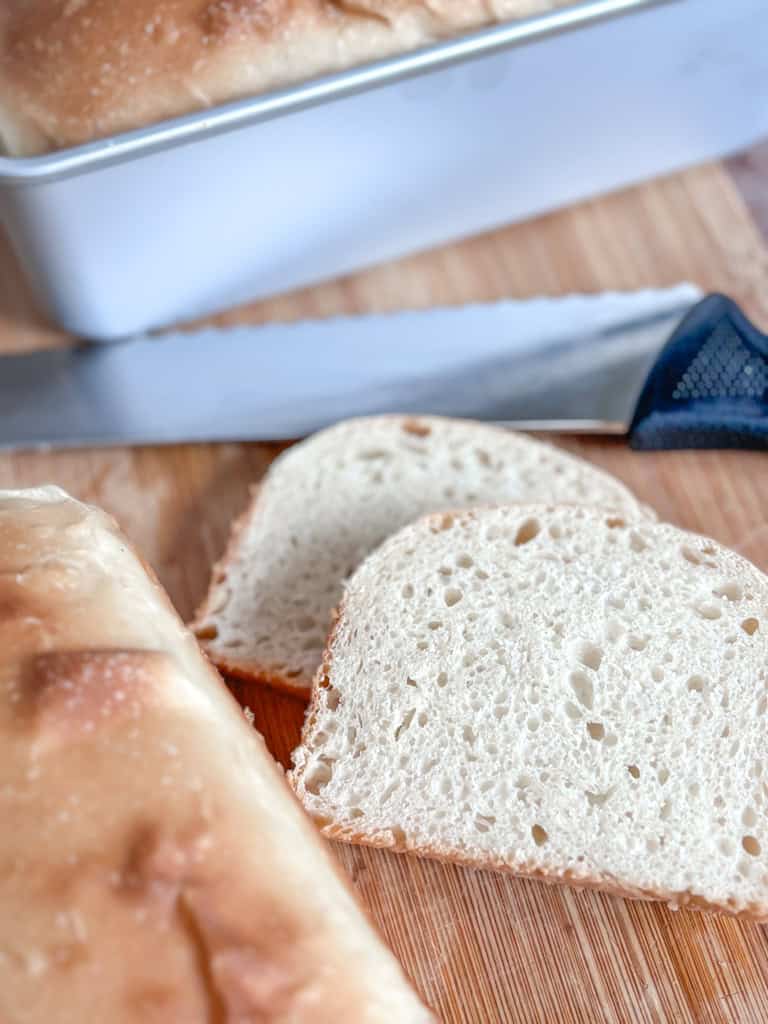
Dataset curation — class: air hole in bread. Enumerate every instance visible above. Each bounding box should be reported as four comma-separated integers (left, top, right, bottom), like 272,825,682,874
570,671,594,710
304,758,335,795
630,531,648,553
397,712,415,745
606,517,626,529
719,837,735,857
628,635,648,652
657,767,669,784
475,448,492,467
463,725,476,746
457,554,474,569
697,603,722,621
687,675,706,694
436,672,448,688
715,581,743,602
742,618,760,636
531,824,548,846
428,621,442,631
587,722,605,741
586,787,614,808
401,583,414,599
417,712,428,727
576,642,603,672
325,686,341,711
474,814,496,833
494,705,509,720
438,565,453,577
682,545,705,566
605,620,623,643
514,518,541,546
433,514,454,533
564,701,582,721
743,807,758,828
628,765,640,779
194,624,218,640
444,587,463,607
527,717,540,732
651,666,665,683
660,800,672,821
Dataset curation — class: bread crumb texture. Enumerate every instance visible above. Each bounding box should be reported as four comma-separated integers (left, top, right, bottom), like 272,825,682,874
292,504,768,920
194,415,648,692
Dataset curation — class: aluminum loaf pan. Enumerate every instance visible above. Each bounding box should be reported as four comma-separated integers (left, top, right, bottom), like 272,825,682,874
0,0,766,340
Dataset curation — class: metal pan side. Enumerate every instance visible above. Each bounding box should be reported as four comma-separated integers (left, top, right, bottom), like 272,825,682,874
0,0,672,185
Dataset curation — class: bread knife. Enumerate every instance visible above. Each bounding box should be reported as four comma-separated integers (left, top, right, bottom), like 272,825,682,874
1,285,767,451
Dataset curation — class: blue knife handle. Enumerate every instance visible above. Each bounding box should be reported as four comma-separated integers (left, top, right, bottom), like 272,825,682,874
629,294,768,451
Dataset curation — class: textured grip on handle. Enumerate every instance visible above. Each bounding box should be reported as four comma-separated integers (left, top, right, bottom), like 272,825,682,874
629,294,768,451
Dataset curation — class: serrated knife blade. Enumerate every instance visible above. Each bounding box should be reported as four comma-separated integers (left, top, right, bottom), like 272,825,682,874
0,285,703,450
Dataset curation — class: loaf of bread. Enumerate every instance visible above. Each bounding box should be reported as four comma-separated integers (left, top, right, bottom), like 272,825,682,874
0,0,571,155
0,486,433,1023
193,415,649,696
292,504,768,920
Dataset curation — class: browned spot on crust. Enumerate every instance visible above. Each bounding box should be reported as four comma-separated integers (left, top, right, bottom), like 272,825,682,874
0,588,40,624
401,418,432,438
18,649,173,744
200,0,286,38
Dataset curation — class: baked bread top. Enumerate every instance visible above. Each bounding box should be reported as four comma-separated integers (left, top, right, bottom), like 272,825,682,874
0,0,569,155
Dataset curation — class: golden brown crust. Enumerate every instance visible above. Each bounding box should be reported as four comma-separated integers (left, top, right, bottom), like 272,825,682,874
207,651,313,698
0,1,567,155
0,486,434,1023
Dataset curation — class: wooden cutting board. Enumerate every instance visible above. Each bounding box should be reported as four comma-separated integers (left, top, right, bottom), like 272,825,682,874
2,161,768,1023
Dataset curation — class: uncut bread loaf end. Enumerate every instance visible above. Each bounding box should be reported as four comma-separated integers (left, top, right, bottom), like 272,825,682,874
0,486,434,1024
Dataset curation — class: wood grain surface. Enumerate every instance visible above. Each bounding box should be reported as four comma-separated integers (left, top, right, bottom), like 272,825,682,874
2,159,768,1022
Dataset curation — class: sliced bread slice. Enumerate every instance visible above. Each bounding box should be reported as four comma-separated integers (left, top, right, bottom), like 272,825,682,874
291,505,768,920
192,416,650,695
